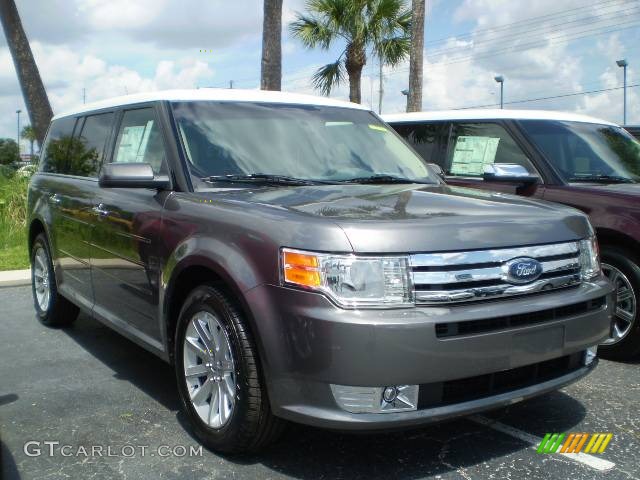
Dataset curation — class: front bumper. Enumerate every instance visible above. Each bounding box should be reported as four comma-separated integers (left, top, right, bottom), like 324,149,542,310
244,278,613,430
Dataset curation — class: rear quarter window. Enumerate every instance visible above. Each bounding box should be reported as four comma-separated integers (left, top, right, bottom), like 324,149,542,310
39,116,77,174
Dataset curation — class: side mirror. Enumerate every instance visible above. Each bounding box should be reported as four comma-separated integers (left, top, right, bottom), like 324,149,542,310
428,163,445,178
482,163,539,185
99,163,170,189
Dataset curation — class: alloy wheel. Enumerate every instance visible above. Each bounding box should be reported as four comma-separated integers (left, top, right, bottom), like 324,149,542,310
602,263,637,344
33,247,51,312
183,311,237,428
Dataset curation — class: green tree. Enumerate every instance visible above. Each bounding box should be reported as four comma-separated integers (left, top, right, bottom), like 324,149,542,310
21,125,37,161
290,0,411,104
0,138,20,165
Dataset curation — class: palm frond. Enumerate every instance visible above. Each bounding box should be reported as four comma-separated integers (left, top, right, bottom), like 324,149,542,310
312,60,346,96
289,14,336,49
375,35,410,67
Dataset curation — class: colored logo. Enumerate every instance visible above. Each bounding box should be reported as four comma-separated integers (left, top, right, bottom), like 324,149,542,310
504,257,543,284
537,432,613,454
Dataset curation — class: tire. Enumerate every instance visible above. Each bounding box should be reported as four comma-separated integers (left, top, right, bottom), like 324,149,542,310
30,233,79,327
599,245,640,360
174,284,285,453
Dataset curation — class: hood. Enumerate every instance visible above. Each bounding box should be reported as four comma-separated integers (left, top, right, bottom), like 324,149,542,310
201,184,592,253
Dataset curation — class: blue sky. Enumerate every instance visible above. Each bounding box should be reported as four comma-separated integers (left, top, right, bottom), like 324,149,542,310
0,0,638,149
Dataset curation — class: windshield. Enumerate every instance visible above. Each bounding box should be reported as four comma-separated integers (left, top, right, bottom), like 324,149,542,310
171,101,437,187
520,120,640,183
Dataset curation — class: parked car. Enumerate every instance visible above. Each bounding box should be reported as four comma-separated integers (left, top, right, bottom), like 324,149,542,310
385,109,640,359
28,91,612,453
625,125,640,141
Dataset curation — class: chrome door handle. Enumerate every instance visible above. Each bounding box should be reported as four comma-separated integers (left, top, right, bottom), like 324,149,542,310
92,204,110,218
49,193,61,205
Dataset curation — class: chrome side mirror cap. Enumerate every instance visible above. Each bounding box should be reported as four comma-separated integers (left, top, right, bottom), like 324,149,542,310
483,163,540,185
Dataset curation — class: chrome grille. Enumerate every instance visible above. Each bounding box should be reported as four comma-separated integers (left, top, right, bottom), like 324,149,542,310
411,241,583,305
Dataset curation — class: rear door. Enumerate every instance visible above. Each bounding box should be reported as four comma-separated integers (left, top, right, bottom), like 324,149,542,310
442,121,546,198
39,112,114,310
90,104,170,346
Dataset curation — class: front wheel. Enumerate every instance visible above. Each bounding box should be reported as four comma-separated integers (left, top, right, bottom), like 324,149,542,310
599,246,640,360
174,284,285,453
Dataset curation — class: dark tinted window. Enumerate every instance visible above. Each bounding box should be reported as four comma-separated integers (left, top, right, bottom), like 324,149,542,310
113,108,167,175
67,112,114,177
445,122,536,177
392,122,448,167
521,120,640,182
39,117,77,174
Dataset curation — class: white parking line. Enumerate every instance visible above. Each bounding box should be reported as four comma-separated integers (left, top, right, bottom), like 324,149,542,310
469,415,616,472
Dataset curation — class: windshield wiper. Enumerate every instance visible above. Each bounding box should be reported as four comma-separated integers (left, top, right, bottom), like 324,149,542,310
202,174,332,186
336,174,434,185
568,174,635,184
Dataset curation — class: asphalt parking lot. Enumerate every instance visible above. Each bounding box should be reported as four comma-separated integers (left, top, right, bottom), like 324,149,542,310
1,285,638,480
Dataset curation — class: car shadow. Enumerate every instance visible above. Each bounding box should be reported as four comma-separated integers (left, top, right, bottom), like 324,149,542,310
63,313,588,479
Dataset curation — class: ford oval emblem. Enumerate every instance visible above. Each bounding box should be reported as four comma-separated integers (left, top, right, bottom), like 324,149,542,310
504,257,543,285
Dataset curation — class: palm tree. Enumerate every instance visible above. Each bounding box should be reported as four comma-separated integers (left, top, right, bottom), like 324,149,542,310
407,0,424,112
261,0,283,91
0,0,53,145
290,0,411,104
21,125,37,161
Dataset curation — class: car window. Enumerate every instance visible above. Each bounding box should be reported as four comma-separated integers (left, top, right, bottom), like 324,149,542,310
39,116,78,174
445,122,537,177
521,120,640,183
64,112,114,177
113,108,167,175
392,122,448,167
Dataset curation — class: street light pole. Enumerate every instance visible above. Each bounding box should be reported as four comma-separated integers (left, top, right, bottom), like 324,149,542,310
16,109,21,156
494,75,504,109
616,59,628,125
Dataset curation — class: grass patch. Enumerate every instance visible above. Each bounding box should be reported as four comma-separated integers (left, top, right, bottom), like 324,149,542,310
0,172,30,271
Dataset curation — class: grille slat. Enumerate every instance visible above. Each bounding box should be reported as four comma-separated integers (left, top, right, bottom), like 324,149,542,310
435,296,606,338
411,241,584,305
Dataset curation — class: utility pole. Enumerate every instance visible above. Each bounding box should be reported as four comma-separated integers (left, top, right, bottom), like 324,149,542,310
617,59,628,125
82,87,86,104
229,80,234,89
378,60,384,114
16,109,21,156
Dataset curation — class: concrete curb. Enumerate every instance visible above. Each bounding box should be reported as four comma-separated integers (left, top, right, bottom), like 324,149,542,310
0,269,31,287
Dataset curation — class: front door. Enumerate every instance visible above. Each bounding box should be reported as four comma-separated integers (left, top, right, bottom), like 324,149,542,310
91,106,170,347
442,121,546,199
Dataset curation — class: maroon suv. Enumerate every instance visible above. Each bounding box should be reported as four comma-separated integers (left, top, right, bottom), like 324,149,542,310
386,110,640,360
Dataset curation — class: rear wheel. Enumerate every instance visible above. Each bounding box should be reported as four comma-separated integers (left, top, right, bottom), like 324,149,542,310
599,245,640,360
174,284,285,453
31,233,79,327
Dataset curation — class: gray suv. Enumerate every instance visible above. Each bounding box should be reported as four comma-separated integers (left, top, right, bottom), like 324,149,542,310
27,89,613,453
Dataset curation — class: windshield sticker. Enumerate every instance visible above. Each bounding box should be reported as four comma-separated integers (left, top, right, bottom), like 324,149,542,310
368,124,389,132
450,136,500,175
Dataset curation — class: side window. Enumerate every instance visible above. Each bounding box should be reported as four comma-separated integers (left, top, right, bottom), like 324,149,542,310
39,117,77,174
113,108,167,174
393,122,448,167
445,122,537,177
67,112,114,177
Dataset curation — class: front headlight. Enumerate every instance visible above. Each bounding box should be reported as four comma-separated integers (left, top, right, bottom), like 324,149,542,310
281,248,413,308
579,236,601,280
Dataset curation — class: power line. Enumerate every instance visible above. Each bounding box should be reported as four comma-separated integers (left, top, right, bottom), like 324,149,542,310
451,83,639,110
423,0,631,47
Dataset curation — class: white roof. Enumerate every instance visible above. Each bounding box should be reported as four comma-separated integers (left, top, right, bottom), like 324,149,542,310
382,109,618,127
52,88,368,119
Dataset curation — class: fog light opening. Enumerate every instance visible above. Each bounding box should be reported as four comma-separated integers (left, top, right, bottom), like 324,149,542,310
382,386,398,403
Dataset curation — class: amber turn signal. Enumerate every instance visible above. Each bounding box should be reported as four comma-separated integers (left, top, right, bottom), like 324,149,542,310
282,250,321,287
